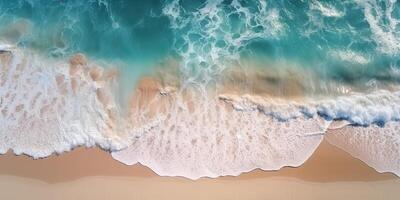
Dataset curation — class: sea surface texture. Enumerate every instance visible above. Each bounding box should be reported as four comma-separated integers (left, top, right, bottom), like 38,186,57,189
0,0,400,179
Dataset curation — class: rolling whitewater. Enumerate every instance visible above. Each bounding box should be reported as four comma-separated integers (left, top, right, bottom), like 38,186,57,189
0,0,400,179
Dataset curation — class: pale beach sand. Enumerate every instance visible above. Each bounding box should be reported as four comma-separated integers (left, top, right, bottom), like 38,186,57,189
0,140,399,200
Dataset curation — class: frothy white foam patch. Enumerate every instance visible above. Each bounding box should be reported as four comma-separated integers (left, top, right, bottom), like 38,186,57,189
327,121,400,176
357,0,400,55
310,1,344,18
112,98,326,179
0,48,128,158
332,50,370,65
219,91,400,126
316,90,400,125
0,43,15,52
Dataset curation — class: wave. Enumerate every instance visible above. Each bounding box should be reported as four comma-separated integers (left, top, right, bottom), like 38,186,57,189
111,74,400,179
0,47,399,178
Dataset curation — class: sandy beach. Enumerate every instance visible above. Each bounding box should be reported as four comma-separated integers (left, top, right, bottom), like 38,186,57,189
0,140,398,200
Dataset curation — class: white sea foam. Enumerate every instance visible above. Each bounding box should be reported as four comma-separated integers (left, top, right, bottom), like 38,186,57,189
112,96,326,179
0,48,128,158
0,43,15,52
310,1,344,18
327,122,400,176
219,91,400,126
332,50,370,65
357,0,400,55
316,90,400,125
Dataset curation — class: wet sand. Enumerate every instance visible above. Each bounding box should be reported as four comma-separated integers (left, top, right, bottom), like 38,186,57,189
0,140,399,200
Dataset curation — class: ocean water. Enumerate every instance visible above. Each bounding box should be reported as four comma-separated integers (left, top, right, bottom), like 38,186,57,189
1,0,400,178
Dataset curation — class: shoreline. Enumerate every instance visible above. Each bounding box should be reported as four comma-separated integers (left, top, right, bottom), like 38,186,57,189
0,140,396,184
0,140,399,200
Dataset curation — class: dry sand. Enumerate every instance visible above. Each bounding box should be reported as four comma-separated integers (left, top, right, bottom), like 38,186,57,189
0,140,399,200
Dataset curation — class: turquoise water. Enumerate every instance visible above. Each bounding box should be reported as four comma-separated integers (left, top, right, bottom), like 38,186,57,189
1,0,399,91
0,0,172,61
0,0,174,100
